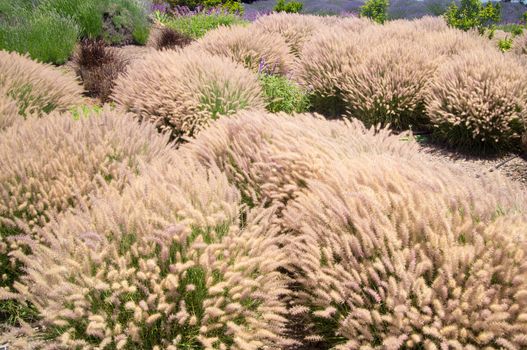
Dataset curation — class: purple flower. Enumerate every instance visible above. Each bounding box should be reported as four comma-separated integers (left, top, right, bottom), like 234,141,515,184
151,2,169,13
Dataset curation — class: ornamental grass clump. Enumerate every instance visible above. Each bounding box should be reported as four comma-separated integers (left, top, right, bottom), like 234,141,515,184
295,27,364,117
0,50,84,116
8,154,291,349
252,12,328,56
512,32,527,56
0,108,172,231
0,108,173,323
72,38,129,103
283,152,527,348
341,38,436,130
192,25,295,75
112,49,265,141
426,49,527,151
183,110,419,212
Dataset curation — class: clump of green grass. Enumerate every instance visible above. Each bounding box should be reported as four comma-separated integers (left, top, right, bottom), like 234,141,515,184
259,74,311,113
0,10,79,65
162,12,248,39
0,0,151,64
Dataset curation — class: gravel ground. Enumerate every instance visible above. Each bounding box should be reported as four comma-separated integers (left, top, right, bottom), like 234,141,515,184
419,143,527,188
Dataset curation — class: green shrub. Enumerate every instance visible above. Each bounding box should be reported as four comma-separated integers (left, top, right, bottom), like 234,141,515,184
38,0,105,38
162,12,247,39
205,0,245,14
498,37,513,52
360,0,389,24
259,74,310,113
444,0,501,32
102,0,151,45
274,0,303,14
0,10,79,64
69,104,104,120
167,0,244,13
497,23,525,36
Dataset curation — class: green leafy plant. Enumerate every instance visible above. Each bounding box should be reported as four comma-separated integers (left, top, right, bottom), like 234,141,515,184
204,0,245,13
162,12,247,39
69,104,104,120
360,0,389,24
444,0,501,32
498,37,513,52
38,0,105,38
102,0,151,45
274,0,303,13
0,10,79,64
259,74,310,113
500,23,525,36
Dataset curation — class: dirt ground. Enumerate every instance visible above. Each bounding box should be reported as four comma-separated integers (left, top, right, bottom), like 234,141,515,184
419,143,527,188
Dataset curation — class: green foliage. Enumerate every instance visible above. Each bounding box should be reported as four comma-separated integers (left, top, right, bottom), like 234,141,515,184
444,0,501,32
38,0,105,38
102,0,151,45
0,0,151,58
162,12,247,39
360,0,389,24
69,104,105,120
167,0,244,13
498,37,513,52
259,74,310,114
205,0,245,14
274,0,303,13
0,10,79,64
498,23,525,36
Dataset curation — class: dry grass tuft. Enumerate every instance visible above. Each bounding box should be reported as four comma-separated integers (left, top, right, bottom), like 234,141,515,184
341,38,436,129
0,50,84,116
192,25,295,75
112,49,265,141
284,151,527,348
9,153,291,349
426,49,527,151
252,13,329,56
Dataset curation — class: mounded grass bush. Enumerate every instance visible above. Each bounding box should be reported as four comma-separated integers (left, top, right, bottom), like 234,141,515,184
192,25,295,75
341,37,436,130
295,26,363,117
0,108,173,323
112,49,265,141
163,11,248,39
259,74,310,113
0,50,84,116
0,108,171,230
183,111,418,211
38,0,105,38
8,154,290,349
426,49,527,152
187,111,527,348
512,32,527,56
72,38,129,103
252,12,328,56
0,9,80,65
283,152,527,349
